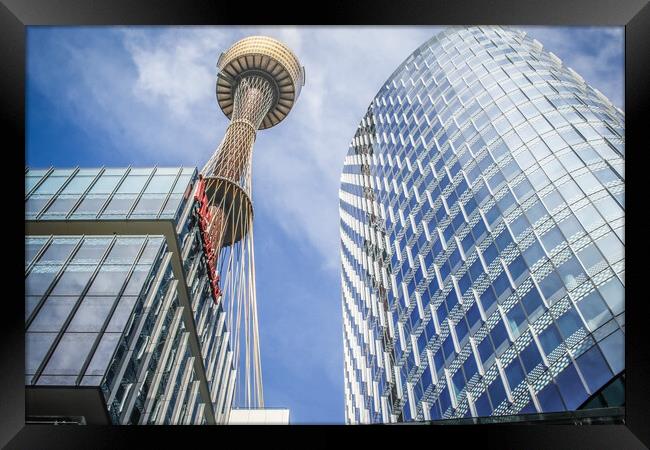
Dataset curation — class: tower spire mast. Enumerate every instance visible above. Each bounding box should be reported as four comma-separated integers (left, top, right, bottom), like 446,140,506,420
196,36,305,409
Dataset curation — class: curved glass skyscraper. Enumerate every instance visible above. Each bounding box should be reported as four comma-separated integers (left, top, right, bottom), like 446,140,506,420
339,26,624,424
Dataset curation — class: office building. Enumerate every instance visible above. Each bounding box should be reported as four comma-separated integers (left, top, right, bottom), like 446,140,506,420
339,26,625,424
25,166,236,424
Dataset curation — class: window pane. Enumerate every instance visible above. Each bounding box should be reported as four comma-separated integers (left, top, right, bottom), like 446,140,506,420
26,296,41,320
87,175,122,194
506,302,527,337
130,194,166,217
474,391,492,416
68,296,118,332
124,266,151,296
594,195,623,222
28,296,77,332
555,307,582,339
76,168,101,176
536,269,565,304
144,175,176,194
25,265,62,296
106,296,138,332
43,332,98,376
554,363,587,410
455,318,469,343
573,203,604,232
575,346,613,393
557,256,586,290
33,176,68,195
477,336,494,367
524,201,546,225
129,168,154,176
100,194,137,217
26,169,49,177
574,172,601,195
116,175,149,194
577,243,606,273
160,194,183,218
522,240,545,267
103,168,127,176
557,214,583,241
105,238,145,265
60,175,95,194
490,319,509,353
26,238,48,267
70,238,112,264
37,238,80,265
576,290,612,331
86,266,130,296
25,175,44,195
41,195,80,217
599,329,624,374
156,167,181,175
537,382,565,412
172,175,193,193
540,226,564,253
538,324,562,356
463,353,479,382
138,237,164,264
512,178,533,202
493,271,512,301
85,332,122,376
520,341,542,373
26,332,57,375
598,277,624,316
480,286,497,312
595,232,624,265
49,265,95,296
487,375,507,409
26,195,51,217
504,358,525,391
80,375,104,386
50,169,75,177
71,194,108,217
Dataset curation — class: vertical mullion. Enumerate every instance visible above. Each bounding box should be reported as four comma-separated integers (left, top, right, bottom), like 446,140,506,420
24,235,54,281
158,167,183,220
24,166,54,200
74,236,150,386
35,167,80,220
25,235,85,330
65,167,106,220
96,166,132,219
30,235,118,385
126,165,158,219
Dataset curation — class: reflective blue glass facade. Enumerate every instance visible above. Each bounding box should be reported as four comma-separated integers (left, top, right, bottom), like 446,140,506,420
339,27,624,424
25,167,237,424
25,166,195,222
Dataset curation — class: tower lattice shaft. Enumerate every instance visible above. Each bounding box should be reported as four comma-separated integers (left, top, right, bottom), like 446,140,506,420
193,36,304,415
202,76,275,190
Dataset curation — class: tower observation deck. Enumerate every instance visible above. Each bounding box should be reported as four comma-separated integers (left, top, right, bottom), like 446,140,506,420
196,36,304,409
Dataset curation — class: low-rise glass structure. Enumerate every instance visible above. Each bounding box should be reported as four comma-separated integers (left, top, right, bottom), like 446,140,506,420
339,26,624,424
25,166,236,424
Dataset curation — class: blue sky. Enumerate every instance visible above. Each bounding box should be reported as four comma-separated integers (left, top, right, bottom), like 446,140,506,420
26,26,623,424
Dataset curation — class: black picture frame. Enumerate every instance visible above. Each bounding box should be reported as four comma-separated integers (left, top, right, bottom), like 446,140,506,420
2,0,648,448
